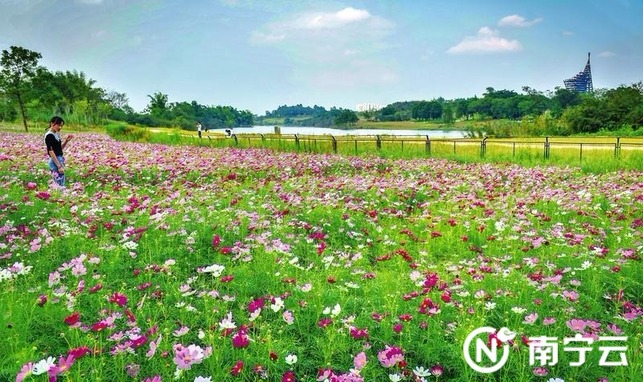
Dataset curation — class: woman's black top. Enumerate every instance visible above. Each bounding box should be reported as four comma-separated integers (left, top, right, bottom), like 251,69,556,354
45,132,63,156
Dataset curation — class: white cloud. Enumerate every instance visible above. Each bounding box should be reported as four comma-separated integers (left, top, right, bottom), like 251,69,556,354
498,14,543,27
76,0,104,4
598,51,616,58
293,7,371,30
447,27,522,54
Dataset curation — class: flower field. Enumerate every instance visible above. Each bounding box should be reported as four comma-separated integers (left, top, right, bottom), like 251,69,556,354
0,131,641,382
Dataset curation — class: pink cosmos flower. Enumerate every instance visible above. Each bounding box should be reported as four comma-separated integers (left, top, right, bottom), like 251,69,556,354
523,312,538,325
543,317,556,325
533,366,548,376
173,344,208,370
566,319,587,332
16,362,33,382
353,352,367,370
377,345,404,368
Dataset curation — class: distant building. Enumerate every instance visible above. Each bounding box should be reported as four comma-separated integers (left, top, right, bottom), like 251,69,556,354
356,103,383,112
563,52,593,92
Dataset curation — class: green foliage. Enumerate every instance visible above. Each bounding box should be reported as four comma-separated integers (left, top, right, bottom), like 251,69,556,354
0,45,42,131
105,122,151,142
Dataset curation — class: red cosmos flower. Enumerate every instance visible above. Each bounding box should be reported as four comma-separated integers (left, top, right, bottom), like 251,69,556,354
232,329,249,349
37,294,48,307
64,312,80,326
212,234,221,248
269,351,278,361
326,276,336,283
281,370,296,382
441,291,452,303
350,326,369,339
92,321,108,332
35,191,50,200
109,292,128,307
430,364,444,376
431,231,442,238
398,314,413,322
423,273,439,289
221,275,235,283
125,309,136,322
317,242,327,255
89,283,103,293
247,298,265,313
318,318,333,328
130,334,147,348
221,246,233,255
488,331,503,348
230,360,244,376
393,323,403,334
68,346,91,359
308,231,325,240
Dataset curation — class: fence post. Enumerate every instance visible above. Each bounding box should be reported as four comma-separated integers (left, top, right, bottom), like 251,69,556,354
480,137,487,158
513,142,516,157
260,133,265,142
294,134,300,150
232,134,238,146
544,137,550,159
453,141,456,154
615,137,620,158
376,135,382,150
354,139,358,154
331,135,337,153
425,136,431,156
579,143,583,162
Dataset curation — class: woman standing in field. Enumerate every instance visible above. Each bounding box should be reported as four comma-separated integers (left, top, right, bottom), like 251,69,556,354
44,116,73,187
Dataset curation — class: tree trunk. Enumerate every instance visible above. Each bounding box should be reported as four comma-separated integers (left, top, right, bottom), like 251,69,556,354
16,91,28,132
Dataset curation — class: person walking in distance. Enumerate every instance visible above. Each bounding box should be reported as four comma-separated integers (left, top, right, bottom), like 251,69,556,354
196,121,203,138
44,116,73,187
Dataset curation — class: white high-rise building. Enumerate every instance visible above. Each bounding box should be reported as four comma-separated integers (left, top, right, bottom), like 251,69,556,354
356,103,383,112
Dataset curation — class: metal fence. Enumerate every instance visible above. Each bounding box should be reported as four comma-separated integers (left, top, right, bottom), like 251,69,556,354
190,133,643,161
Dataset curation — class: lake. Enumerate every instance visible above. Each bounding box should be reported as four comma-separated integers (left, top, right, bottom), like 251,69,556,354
208,125,466,138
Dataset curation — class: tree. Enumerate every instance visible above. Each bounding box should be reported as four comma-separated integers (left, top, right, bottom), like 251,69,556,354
146,92,170,118
334,109,358,126
0,46,42,131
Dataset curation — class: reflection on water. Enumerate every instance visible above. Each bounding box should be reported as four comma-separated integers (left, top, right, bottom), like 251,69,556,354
208,125,466,138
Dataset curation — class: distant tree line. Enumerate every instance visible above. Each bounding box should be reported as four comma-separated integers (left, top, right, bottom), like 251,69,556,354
258,104,358,127
0,45,254,131
1,45,641,135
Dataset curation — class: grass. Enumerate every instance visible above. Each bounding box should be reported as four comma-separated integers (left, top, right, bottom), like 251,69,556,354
0,129,641,381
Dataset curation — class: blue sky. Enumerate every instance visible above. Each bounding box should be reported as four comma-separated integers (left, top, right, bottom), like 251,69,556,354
1,0,641,114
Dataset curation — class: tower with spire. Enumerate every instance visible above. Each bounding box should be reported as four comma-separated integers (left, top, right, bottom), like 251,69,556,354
563,53,593,92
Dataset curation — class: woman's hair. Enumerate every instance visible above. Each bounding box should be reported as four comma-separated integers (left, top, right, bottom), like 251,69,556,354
49,116,64,126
